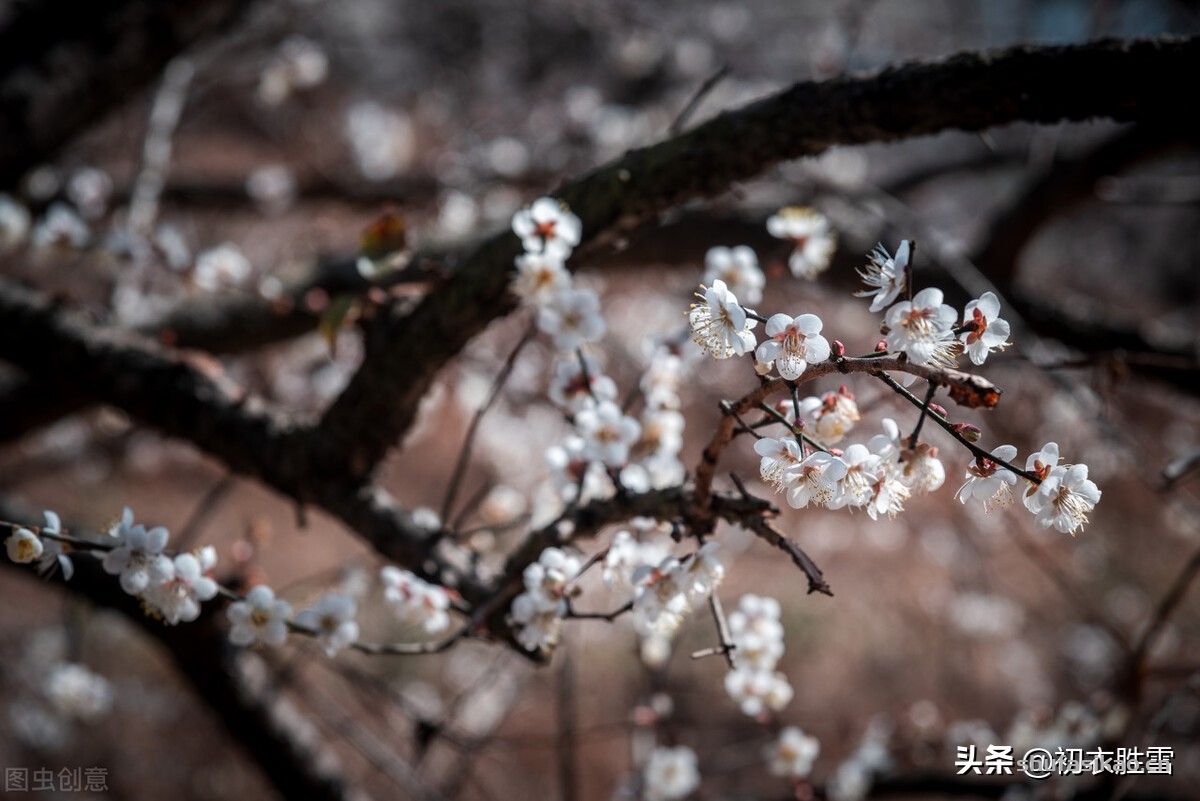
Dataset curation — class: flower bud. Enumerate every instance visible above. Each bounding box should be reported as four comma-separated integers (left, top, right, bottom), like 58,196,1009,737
952,423,982,442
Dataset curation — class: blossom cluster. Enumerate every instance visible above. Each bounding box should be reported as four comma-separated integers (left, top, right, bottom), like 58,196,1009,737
3,507,458,658
724,594,793,717
509,547,584,653
683,215,1100,535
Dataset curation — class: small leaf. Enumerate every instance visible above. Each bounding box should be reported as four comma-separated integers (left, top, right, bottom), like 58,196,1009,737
319,294,359,356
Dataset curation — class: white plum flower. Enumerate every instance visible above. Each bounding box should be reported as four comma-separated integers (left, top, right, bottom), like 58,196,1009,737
523,547,583,601
42,663,114,723
380,567,453,634
754,437,804,493
143,547,219,625
575,400,641,467
687,280,757,359
537,287,606,351
899,442,945,494
1024,442,1061,483
727,594,785,670
677,542,725,602
784,451,847,509
548,355,617,411
884,287,958,366
0,193,32,252
6,527,42,564
510,590,564,652
295,594,360,657
101,509,173,596
755,313,831,380
193,242,252,291
643,746,701,801
725,667,794,716
829,443,884,510
955,445,1019,512
227,585,293,647
767,726,821,779
511,252,571,305
804,386,860,444
766,207,837,279
603,530,670,603
703,245,764,305
32,202,89,250
1027,464,1101,535
512,197,582,259
35,510,73,580
638,408,685,457
960,291,1012,365
856,241,910,312
633,557,692,635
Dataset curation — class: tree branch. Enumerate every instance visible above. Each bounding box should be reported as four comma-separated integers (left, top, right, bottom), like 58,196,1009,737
310,36,1200,483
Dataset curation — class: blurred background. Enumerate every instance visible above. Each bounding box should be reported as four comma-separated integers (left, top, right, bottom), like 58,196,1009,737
1,0,1199,799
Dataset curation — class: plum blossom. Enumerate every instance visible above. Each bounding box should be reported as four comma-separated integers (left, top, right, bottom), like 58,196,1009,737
295,594,360,656
101,509,173,596
35,510,73,580
955,445,1019,512
143,547,219,625
0,193,31,252
899,442,945,494
829,443,884,510
227,585,293,647
632,557,693,635
801,386,860,444
537,287,606,351
575,400,641,467
703,245,764,305
603,529,671,602
725,667,793,716
959,291,1012,365
767,726,821,779
548,355,617,411
510,548,583,652
193,242,252,291
727,594,785,670
511,252,571,305
32,203,88,250
755,313,831,380
884,288,958,366
754,437,804,493
380,567,453,634
766,207,837,279
43,663,114,723
1026,464,1101,535
512,197,581,259
6,527,42,564
687,280,757,359
644,745,700,801
785,451,847,509
856,241,910,312
510,590,564,652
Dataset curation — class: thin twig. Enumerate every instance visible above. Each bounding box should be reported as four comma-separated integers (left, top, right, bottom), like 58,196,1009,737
669,63,730,135
176,473,236,550
907,381,939,449
441,323,537,525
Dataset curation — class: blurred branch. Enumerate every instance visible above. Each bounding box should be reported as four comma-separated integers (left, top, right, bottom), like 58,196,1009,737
311,36,1200,484
0,0,256,186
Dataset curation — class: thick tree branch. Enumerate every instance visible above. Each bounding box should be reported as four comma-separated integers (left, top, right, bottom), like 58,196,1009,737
312,36,1200,483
